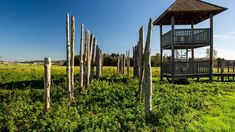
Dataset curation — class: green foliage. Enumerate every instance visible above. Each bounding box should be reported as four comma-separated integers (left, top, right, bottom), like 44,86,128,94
0,63,235,131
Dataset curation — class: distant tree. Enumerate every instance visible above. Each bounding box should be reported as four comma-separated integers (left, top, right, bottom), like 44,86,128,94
206,48,217,60
151,53,160,67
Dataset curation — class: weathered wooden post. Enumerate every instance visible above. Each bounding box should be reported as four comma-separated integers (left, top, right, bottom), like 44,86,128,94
66,13,72,99
119,54,123,74
70,16,75,96
99,49,103,77
84,30,90,88
96,45,99,76
122,54,125,74
136,44,140,77
143,18,153,120
44,57,51,112
96,48,102,77
90,37,97,81
138,26,144,100
86,33,93,85
133,47,136,77
117,55,120,73
127,50,130,77
80,24,84,88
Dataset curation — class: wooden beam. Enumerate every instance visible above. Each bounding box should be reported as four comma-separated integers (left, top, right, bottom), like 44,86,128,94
191,23,194,60
171,16,175,82
160,25,163,80
210,14,213,81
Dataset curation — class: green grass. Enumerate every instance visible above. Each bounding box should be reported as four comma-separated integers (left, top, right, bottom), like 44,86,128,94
0,63,235,131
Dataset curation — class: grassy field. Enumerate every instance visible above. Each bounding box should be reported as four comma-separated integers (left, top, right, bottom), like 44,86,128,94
0,63,234,131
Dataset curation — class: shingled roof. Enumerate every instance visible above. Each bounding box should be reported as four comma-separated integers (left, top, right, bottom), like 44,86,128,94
154,0,227,25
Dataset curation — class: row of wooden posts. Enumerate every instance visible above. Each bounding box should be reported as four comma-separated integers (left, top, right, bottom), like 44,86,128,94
116,51,131,76
43,16,153,121
116,18,153,119
43,13,103,112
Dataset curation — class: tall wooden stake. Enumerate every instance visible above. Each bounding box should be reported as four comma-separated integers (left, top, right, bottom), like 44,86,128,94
91,37,97,81
143,18,153,120
96,48,102,77
138,26,144,100
44,57,51,112
127,50,130,77
66,13,72,99
122,54,125,74
117,55,120,73
80,24,84,88
70,16,75,96
87,34,93,85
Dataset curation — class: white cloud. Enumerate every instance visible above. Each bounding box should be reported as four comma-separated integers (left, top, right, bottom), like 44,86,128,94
214,32,235,60
214,32,235,42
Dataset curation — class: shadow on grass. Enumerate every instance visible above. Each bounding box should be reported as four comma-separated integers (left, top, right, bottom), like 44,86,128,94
0,77,65,90
98,75,129,83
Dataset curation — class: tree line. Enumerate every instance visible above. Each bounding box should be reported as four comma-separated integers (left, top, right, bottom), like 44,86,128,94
62,53,163,67
58,48,218,67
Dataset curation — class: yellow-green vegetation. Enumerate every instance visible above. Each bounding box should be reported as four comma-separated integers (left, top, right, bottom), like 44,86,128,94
0,63,234,131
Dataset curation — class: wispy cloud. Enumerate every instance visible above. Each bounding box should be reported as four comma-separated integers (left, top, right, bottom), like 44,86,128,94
214,32,235,60
214,32,235,42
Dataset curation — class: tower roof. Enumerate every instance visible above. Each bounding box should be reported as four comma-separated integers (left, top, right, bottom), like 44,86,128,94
154,0,227,25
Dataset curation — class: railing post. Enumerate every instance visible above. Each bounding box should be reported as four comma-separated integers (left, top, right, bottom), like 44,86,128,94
233,61,235,80
217,58,220,81
221,59,224,81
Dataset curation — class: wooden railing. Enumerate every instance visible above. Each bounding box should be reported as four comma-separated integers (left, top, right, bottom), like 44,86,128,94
162,60,210,75
162,28,211,48
216,58,235,81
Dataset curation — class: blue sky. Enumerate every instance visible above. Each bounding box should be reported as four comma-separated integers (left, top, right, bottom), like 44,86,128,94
0,0,234,61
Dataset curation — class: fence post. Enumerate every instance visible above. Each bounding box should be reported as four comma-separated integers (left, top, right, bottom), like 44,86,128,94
44,57,51,112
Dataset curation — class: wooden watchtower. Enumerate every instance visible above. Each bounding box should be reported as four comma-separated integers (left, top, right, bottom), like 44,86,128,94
154,0,227,81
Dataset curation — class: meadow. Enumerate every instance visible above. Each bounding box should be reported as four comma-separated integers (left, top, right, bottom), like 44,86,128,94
0,63,235,131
